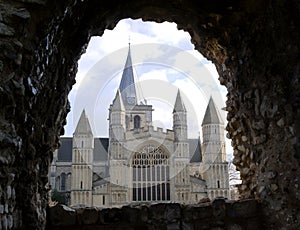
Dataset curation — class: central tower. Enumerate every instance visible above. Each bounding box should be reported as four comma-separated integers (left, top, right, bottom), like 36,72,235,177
108,44,154,206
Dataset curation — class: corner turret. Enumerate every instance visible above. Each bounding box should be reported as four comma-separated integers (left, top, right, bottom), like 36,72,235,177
71,109,94,206
173,90,187,142
201,97,230,200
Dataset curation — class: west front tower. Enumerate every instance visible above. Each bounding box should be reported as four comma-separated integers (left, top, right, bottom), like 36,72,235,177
202,97,230,199
71,110,94,206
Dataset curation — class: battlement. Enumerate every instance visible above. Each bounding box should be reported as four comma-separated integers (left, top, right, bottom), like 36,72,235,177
125,125,174,140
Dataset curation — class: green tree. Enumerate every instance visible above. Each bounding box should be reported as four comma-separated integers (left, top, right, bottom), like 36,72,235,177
51,189,67,205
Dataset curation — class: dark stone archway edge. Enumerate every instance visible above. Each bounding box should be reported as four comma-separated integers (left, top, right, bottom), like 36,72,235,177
0,0,299,229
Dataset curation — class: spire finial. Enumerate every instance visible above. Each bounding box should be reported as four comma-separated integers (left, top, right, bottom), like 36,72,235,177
173,89,186,113
128,35,131,47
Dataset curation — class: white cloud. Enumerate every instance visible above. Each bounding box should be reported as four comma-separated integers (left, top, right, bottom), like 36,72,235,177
139,69,169,82
150,21,192,48
172,77,207,138
150,100,173,131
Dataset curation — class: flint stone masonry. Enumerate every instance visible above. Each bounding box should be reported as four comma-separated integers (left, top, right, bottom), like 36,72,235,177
0,0,300,229
46,199,262,230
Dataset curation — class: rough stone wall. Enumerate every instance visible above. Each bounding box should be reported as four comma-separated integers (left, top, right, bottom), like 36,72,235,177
0,0,300,229
46,199,262,230
0,1,77,229
213,2,300,228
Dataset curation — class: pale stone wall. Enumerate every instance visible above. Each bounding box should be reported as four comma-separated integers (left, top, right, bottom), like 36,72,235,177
202,120,230,200
70,121,94,206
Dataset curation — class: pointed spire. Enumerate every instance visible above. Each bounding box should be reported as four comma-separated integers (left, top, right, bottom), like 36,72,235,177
173,90,186,113
119,44,139,105
190,137,202,163
111,89,125,111
202,97,224,125
74,109,93,135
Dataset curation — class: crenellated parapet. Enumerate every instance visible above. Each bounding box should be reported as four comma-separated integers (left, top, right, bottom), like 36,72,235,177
125,125,174,141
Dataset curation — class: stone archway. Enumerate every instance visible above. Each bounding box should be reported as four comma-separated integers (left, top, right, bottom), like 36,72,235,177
1,0,300,229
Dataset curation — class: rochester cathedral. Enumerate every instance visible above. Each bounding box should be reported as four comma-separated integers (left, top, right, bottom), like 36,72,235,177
49,45,230,207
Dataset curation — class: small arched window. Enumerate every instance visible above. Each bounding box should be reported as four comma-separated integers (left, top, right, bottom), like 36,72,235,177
126,115,130,129
61,173,66,191
56,176,60,190
67,173,71,191
134,115,141,129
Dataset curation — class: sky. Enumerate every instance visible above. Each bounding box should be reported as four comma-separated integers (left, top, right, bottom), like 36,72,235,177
63,18,233,160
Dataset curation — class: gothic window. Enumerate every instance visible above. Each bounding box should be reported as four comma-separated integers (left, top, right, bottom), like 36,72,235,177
61,173,66,191
67,173,71,191
126,115,130,129
56,176,60,190
103,196,105,205
132,145,170,202
217,180,220,188
134,115,141,129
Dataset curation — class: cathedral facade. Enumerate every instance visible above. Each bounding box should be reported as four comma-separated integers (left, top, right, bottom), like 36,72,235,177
49,45,230,207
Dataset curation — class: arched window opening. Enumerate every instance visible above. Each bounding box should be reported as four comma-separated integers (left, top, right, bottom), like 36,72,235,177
126,115,130,129
61,173,66,191
67,173,71,191
56,176,61,190
134,115,141,129
132,145,170,202
217,180,220,188
55,18,233,207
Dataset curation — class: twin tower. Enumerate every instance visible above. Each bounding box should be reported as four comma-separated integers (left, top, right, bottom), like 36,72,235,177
70,45,230,207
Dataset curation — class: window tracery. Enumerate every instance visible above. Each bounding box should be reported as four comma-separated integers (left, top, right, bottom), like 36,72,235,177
132,145,170,201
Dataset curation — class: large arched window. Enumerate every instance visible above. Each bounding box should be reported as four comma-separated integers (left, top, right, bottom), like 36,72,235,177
134,115,141,129
132,145,170,202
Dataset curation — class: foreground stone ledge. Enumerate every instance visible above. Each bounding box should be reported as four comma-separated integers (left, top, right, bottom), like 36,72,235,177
46,199,262,229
